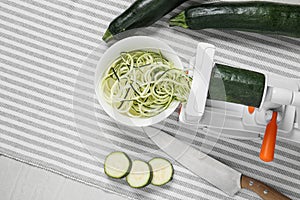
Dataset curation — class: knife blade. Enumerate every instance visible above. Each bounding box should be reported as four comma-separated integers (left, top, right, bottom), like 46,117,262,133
144,126,291,200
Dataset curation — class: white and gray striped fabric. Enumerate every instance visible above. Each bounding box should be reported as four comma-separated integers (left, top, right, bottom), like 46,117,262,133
0,0,299,200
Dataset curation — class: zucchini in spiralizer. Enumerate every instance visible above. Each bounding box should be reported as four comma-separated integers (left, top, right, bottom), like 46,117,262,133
104,152,132,179
126,160,153,188
209,64,266,108
169,2,300,38
102,0,188,42
148,158,174,186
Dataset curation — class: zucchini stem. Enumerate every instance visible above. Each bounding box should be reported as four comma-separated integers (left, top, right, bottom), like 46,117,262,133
169,11,189,29
102,29,113,42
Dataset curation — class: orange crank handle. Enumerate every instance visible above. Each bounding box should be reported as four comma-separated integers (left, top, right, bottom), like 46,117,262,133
260,112,278,162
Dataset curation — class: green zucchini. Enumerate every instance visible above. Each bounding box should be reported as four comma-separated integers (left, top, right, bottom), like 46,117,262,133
169,2,300,38
208,64,266,108
102,0,188,42
126,160,153,188
148,157,174,186
104,152,132,179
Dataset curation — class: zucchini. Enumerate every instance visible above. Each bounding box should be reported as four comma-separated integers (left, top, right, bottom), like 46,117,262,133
169,2,300,38
104,152,132,179
102,0,187,42
209,64,266,108
126,160,153,188
148,157,174,186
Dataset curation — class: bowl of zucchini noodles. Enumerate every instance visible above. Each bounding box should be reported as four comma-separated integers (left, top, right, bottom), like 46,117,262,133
95,36,191,127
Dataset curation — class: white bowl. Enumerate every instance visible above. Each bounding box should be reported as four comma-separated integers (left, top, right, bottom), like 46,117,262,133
94,36,183,127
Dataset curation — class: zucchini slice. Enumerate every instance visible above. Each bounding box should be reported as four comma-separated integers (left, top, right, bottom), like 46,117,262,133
148,157,174,186
104,152,132,179
126,160,152,188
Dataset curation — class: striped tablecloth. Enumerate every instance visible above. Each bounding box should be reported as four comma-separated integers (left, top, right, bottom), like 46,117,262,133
0,0,299,200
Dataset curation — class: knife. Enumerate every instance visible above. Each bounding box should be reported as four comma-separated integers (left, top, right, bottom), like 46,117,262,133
144,126,291,200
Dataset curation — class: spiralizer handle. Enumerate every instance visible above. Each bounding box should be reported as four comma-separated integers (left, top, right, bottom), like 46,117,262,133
260,112,278,162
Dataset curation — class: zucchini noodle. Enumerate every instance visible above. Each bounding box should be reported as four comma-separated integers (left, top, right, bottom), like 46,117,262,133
101,50,192,118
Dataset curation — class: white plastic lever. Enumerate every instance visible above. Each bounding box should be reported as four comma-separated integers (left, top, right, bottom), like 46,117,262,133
179,43,215,124
291,91,300,107
268,87,300,107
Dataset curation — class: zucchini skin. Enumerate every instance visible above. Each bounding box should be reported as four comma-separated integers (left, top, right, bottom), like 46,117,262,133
170,2,300,38
208,64,265,108
103,0,187,42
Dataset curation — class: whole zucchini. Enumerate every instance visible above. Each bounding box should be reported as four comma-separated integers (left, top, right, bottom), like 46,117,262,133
102,0,188,42
209,64,266,108
169,2,300,38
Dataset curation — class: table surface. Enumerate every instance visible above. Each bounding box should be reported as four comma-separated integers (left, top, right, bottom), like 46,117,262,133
0,156,124,200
